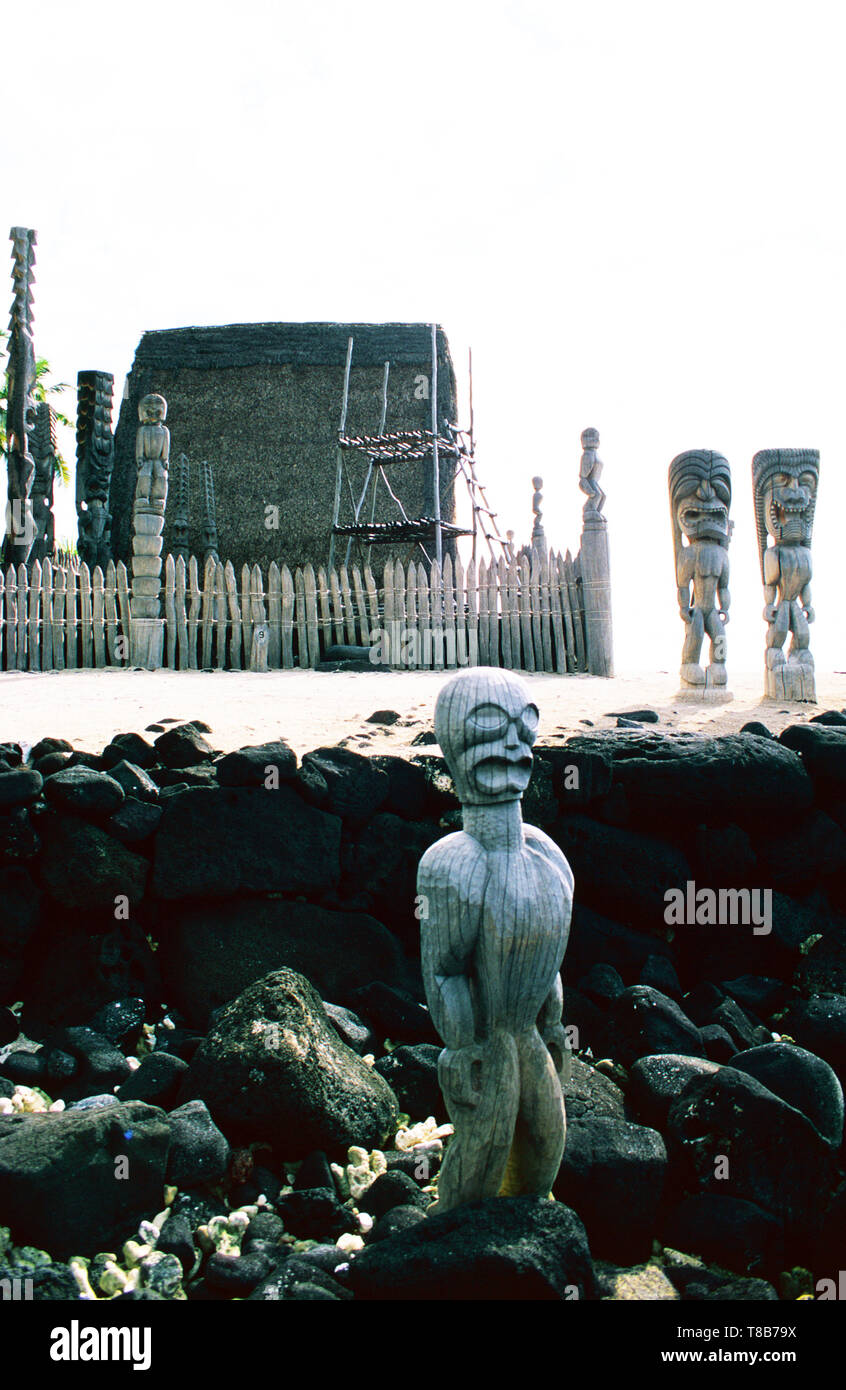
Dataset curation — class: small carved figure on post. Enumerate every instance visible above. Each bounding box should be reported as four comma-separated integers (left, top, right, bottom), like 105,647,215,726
134,393,170,508
579,427,605,520
417,667,574,1213
669,449,733,699
531,475,546,553
753,448,819,702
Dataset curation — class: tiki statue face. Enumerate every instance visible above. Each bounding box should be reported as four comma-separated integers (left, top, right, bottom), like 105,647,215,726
752,449,819,574
435,667,539,805
139,393,167,424
763,467,818,545
669,451,732,548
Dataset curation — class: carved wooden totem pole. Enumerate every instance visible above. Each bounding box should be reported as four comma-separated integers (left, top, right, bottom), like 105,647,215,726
753,448,819,702
171,454,191,562
30,402,58,564
669,449,733,700
578,427,613,677
417,668,574,1213
3,228,38,566
129,393,170,667
75,371,115,569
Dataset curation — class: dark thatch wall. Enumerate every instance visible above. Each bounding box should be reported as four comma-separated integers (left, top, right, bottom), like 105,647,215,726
109,323,458,574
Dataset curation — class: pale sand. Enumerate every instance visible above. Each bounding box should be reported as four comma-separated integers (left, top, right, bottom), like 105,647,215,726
1,668,845,759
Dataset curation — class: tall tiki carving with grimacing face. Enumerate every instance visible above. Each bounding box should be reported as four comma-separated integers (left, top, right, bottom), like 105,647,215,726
417,667,574,1213
669,449,733,700
753,448,819,703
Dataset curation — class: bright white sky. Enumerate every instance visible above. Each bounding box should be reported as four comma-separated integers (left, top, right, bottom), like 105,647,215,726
3,0,844,674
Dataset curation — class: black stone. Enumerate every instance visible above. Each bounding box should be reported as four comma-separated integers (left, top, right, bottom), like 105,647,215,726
43,765,125,815
628,1054,721,1130
360,1169,429,1219
151,785,341,900
158,896,415,1031
106,797,163,843
577,963,626,1007
0,807,39,861
374,1044,443,1122
154,1212,196,1275
729,1041,844,1146
700,1024,738,1063
178,970,398,1156
275,1187,358,1241
323,1002,375,1055
107,760,160,803
348,1196,594,1300
88,997,146,1048
778,996,846,1092
165,1099,230,1185
612,986,705,1066
366,1204,428,1243
662,1194,785,1279
639,954,682,1001
555,1115,667,1265
300,746,389,823
153,723,216,767
0,1100,170,1259
101,733,158,770
1,1049,47,1085
34,751,74,777
348,982,438,1045
666,1066,837,1252
117,1051,188,1109
205,1251,275,1296
293,1149,335,1192
551,815,691,931
215,740,297,788
0,768,43,810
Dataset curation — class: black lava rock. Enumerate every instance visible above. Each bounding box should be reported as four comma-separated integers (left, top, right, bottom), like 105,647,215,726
662,1194,785,1279
0,1100,170,1258
374,1044,443,1121
360,1169,429,1219
101,733,158,770
88,997,146,1049
729,1041,844,1146
205,1251,275,1296
275,1187,358,1241
628,1054,721,1130
117,1052,188,1109
165,1099,230,1185
348,983,437,1045
43,766,125,815
666,1065,837,1253
300,746,389,824
555,1115,667,1265
612,986,705,1066
153,723,216,767
215,740,297,787
348,1196,594,1300
0,768,43,810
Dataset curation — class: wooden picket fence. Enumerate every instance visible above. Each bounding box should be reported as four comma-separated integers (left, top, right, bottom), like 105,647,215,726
0,548,587,674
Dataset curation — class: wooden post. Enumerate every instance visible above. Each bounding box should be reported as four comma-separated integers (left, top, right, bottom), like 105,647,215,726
579,514,614,676
280,564,295,669
92,565,106,668
431,323,442,568
328,335,354,572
